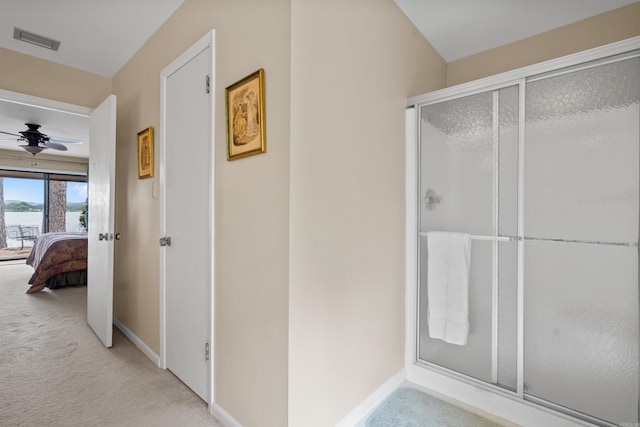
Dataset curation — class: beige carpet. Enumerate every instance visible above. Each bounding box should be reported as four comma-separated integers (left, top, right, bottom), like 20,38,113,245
0,262,223,427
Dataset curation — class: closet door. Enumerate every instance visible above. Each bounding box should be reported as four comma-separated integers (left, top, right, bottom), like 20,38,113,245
523,56,640,424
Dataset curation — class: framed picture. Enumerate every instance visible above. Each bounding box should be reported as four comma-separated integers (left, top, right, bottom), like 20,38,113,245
225,68,266,160
137,126,154,179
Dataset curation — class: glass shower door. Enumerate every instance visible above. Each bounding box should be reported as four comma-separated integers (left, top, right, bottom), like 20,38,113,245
523,57,640,425
418,86,519,391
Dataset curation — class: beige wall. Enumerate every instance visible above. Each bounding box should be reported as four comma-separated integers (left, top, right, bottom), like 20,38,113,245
447,2,640,86
0,48,104,221
110,1,291,426
0,47,110,109
288,1,445,426
0,49,105,201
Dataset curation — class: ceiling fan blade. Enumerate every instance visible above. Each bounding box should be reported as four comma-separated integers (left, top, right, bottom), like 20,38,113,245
48,136,83,144
0,137,21,142
0,130,22,137
42,141,68,151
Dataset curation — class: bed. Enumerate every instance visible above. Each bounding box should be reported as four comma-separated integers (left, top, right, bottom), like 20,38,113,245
25,232,88,294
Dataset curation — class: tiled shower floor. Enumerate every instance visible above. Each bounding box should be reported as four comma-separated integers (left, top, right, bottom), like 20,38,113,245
366,387,508,427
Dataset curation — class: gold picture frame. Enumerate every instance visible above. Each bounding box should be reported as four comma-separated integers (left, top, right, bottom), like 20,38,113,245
225,69,266,160
137,126,154,179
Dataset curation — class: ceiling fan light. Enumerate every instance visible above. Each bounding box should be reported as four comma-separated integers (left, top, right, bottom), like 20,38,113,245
13,28,60,51
19,144,47,155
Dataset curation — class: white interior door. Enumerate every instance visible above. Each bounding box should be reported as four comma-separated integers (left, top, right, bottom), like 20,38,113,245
161,34,213,402
87,94,116,348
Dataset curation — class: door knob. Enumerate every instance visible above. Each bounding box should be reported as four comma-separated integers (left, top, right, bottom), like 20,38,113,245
115,233,121,240
99,233,105,241
159,236,172,247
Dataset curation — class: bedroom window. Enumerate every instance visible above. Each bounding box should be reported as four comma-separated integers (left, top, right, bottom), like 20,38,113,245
0,169,87,260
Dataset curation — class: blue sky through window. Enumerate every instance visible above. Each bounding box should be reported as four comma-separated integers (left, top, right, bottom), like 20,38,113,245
3,178,87,203
67,182,88,203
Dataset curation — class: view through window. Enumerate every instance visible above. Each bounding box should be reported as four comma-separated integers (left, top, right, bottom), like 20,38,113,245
0,170,87,261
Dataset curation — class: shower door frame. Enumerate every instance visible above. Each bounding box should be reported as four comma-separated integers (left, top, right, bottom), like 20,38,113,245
405,36,640,427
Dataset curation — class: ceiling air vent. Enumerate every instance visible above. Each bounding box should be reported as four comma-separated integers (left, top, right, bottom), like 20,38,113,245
13,28,60,51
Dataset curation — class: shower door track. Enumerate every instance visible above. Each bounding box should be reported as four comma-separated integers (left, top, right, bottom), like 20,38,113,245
415,357,622,427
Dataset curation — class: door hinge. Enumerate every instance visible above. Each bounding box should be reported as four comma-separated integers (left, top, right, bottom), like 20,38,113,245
205,342,210,361
205,75,210,94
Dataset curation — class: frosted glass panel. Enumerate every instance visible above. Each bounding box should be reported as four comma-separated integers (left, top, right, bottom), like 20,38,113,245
420,87,518,236
498,86,519,238
524,242,638,424
419,238,518,388
422,92,491,234
497,241,517,391
419,237,491,382
525,58,640,243
524,57,640,425
496,87,519,391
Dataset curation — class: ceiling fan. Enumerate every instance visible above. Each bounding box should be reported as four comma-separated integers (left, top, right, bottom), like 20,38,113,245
0,123,82,155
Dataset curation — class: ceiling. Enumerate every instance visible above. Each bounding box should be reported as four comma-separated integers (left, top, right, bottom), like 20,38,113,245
0,0,185,158
0,0,636,159
0,0,186,78
0,101,90,158
393,0,638,62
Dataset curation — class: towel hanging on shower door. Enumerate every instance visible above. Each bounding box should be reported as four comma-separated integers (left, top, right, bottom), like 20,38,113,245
427,231,471,345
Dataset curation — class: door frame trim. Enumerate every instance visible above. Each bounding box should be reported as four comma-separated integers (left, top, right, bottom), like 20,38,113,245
0,90,119,349
159,29,216,406
0,89,92,117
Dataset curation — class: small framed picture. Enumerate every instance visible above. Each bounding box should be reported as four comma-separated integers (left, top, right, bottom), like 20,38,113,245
137,126,154,179
225,69,266,160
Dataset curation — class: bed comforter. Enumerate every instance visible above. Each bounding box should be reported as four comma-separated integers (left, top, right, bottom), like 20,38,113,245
25,232,88,293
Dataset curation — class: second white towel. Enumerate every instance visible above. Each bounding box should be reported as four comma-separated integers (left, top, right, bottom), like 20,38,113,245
427,231,471,345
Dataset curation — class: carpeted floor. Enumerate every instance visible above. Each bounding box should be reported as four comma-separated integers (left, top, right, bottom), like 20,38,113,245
0,262,223,427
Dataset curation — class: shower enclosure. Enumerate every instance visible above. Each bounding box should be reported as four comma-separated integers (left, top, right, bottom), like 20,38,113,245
409,42,639,427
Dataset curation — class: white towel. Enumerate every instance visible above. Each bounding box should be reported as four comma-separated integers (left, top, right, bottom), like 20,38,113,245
427,231,471,345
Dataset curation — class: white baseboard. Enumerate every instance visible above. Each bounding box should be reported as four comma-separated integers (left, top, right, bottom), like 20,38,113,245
336,369,406,427
113,317,161,367
210,402,244,427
